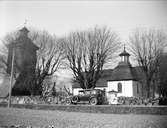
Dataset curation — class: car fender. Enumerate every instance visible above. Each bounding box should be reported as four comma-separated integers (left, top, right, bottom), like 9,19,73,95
89,96,97,101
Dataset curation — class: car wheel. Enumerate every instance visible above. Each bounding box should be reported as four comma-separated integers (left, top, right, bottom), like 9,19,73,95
66,98,71,105
90,97,98,105
72,96,78,103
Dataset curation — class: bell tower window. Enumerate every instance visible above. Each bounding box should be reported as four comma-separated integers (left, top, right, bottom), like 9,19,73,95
119,45,130,63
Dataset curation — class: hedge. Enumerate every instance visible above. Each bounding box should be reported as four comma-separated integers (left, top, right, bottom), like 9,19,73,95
1,96,165,106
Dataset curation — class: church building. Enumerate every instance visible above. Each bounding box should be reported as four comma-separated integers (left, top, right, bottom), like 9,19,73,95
72,47,144,97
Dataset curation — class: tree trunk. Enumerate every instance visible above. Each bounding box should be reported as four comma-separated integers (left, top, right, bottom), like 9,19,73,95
146,79,150,98
141,83,143,97
84,73,88,89
152,83,155,98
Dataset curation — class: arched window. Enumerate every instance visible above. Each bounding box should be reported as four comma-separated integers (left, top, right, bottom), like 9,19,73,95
118,82,122,93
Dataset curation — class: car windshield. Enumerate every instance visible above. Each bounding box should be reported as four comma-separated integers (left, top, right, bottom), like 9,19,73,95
85,90,91,95
79,91,85,95
91,90,97,94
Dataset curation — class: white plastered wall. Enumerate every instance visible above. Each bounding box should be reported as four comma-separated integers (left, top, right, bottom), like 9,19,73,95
107,80,133,97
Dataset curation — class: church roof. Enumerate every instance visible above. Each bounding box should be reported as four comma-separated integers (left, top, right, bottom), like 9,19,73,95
16,36,39,50
108,62,135,81
7,27,39,51
19,27,29,33
119,49,130,56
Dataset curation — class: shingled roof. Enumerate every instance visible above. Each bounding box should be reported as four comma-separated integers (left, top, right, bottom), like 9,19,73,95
107,62,136,81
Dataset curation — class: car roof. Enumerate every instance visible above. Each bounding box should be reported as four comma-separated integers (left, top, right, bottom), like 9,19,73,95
79,89,102,92
108,90,118,93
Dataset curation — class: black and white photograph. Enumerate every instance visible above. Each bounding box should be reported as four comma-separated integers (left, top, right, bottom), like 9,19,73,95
0,0,167,127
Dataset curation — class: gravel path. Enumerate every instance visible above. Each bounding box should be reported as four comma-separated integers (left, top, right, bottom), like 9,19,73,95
0,107,167,128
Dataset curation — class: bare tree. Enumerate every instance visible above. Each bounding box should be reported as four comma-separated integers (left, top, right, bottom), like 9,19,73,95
63,85,72,96
0,31,19,76
129,29,167,98
60,26,120,89
29,30,65,95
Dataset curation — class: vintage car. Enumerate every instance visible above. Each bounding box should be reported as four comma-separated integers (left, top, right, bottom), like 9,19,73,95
66,89,105,105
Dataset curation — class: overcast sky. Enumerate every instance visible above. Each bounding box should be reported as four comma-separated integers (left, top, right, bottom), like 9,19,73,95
0,0,167,78
0,0,167,42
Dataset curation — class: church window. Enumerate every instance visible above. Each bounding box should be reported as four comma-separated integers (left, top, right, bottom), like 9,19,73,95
118,82,122,93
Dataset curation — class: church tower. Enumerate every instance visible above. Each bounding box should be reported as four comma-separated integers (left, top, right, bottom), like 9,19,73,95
119,46,130,64
7,27,39,95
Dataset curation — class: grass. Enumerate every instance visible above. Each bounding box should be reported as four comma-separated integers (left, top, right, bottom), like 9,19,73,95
0,107,167,128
